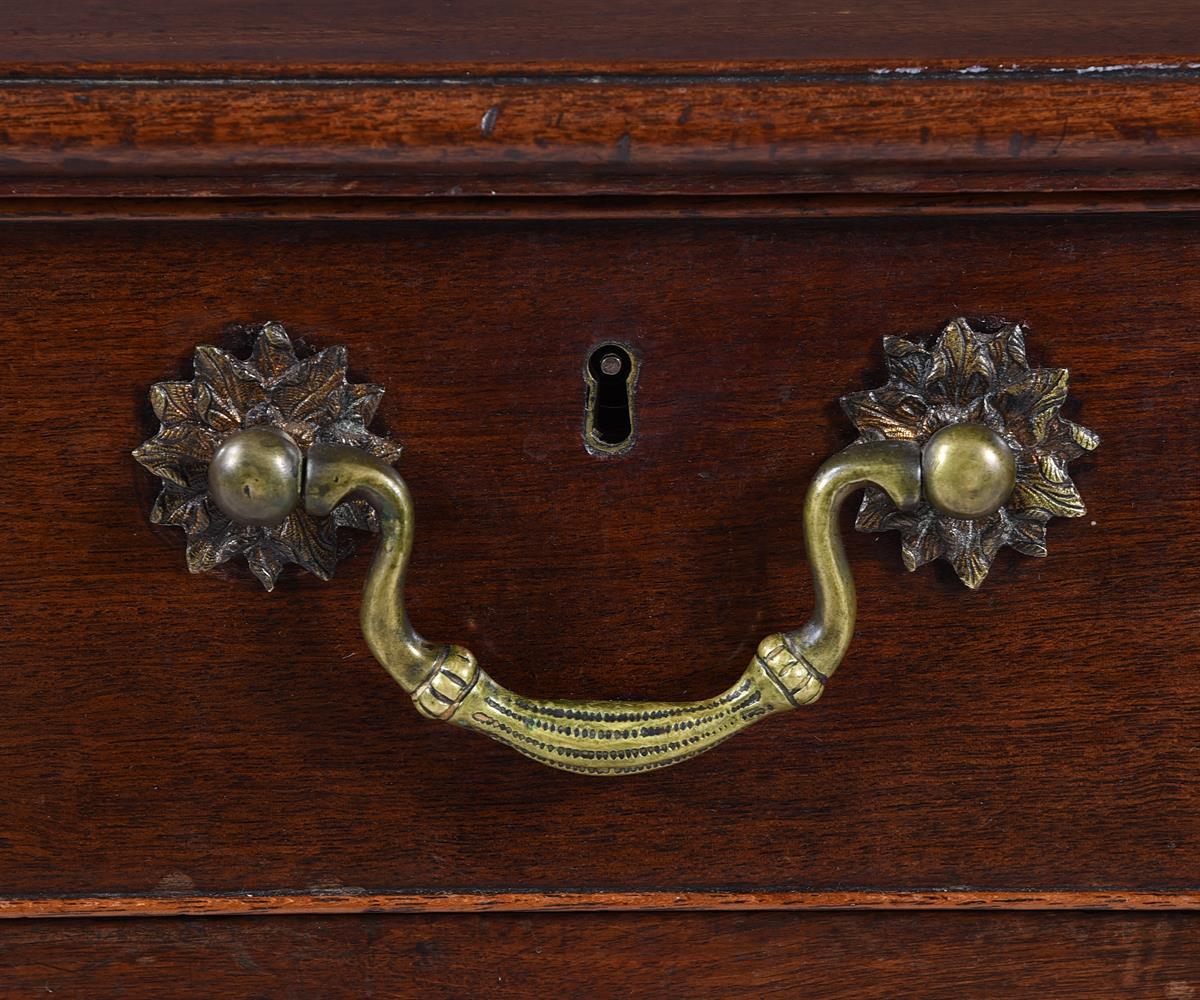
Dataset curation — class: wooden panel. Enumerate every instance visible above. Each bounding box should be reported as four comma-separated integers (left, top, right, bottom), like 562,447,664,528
0,213,1196,909
2,912,1199,997
0,0,1197,73
3,71,1200,197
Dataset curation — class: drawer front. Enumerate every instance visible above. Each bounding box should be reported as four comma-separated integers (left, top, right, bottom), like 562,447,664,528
0,213,1195,908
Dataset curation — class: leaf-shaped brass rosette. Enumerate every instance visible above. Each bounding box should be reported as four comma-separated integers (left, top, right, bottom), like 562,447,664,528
133,322,401,590
842,317,1099,588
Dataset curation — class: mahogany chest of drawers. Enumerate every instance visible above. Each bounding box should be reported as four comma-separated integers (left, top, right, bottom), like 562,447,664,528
1,2,1198,995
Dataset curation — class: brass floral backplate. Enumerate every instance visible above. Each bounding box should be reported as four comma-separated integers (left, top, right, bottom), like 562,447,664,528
133,322,401,589
842,317,1099,587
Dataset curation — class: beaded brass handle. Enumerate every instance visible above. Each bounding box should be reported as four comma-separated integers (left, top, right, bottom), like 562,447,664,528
135,320,1097,775
303,439,918,774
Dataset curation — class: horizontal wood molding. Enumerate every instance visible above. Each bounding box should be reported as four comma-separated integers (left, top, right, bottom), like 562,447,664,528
1,192,1200,221
4,889,1200,919
2,69,1200,196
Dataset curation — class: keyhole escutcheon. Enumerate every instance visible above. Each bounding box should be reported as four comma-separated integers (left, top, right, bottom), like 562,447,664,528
584,343,637,455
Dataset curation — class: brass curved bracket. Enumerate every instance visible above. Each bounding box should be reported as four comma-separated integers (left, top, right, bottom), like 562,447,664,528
135,320,1097,776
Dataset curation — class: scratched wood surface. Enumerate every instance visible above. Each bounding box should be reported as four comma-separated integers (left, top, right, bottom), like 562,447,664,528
2,912,1199,998
0,212,1195,908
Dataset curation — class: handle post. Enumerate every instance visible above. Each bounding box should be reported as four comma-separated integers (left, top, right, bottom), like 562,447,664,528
788,441,922,679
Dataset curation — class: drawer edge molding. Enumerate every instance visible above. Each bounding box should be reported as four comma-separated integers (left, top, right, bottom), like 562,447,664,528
2,70,1200,197
2,889,1200,919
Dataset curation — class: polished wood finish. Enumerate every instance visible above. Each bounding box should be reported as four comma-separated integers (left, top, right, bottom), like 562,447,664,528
2,912,1199,997
3,890,1199,920
3,71,1200,197
4,192,1200,222
0,214,1195,909
0,0,1197,73
3,4,1199,990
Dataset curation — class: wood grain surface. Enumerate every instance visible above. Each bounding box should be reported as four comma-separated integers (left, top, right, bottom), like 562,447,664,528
1,889,1198,920
0,212,1195,911
2,911,1200,997
5,192,1200,223
2,6,1197,992
0,0,1197,74
3,70,1200,198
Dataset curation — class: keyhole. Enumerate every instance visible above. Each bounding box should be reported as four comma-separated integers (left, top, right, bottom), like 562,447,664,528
584,344,637,454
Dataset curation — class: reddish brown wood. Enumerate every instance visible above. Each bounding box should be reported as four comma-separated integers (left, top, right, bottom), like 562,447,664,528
0,213,1195,909
2,72,1200,196
0,0,1197,75
10,171,1200,201
3,890,1200,920
2,7,1198,992
2,912,1199,997
2,192,1200,222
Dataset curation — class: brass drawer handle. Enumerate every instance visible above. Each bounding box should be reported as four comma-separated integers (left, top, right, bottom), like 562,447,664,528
303,438,918,773
135,320,1097,775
